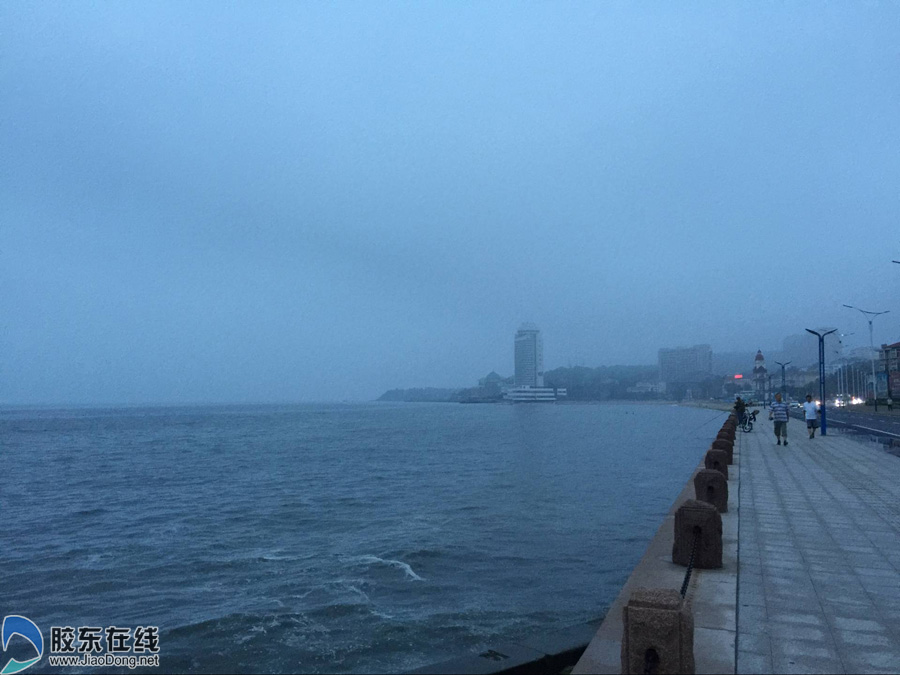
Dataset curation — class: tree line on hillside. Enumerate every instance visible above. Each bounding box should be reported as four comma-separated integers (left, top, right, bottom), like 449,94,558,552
377,388,459,402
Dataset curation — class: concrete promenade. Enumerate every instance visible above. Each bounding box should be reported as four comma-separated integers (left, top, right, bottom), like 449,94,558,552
574,413,900,674
737,423,900,673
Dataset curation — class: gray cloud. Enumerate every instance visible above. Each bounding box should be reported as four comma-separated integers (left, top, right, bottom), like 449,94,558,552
2,2,899,403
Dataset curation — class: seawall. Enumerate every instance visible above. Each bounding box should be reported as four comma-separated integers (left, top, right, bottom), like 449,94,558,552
573,411,737,673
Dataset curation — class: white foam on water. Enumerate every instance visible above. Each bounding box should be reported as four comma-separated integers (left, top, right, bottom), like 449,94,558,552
355,555,424,581
342,582,372,603
294,579,372,604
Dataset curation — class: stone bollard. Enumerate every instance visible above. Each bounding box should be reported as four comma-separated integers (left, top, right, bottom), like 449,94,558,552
621,588,694,675
704,448,729,479
711,438,734,464
693,469,728,512
719,423,735,437
672,499,723,569
716,430,734,445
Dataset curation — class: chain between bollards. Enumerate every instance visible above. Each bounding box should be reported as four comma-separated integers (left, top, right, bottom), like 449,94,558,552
679,530,700,598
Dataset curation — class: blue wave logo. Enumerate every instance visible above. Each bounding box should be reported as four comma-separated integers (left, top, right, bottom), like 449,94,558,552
1,616,43,674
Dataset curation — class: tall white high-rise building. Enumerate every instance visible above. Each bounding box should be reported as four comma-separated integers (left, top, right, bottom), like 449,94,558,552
514,323,544,387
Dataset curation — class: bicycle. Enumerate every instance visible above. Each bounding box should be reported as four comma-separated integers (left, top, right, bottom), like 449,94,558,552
740,410,759,432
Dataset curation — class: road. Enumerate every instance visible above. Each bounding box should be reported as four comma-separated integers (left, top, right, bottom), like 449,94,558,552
802,407,900,438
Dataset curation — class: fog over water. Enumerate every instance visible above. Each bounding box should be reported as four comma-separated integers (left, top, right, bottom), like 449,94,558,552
3,2,899,404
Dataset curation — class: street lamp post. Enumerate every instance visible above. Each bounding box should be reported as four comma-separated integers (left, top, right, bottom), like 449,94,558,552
806,328,837,435
835,332,853,405
775,360,791,397
836,356,844,401
843,305,890,410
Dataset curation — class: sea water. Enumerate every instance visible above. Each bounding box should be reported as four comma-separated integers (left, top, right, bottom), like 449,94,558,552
2,402,725,673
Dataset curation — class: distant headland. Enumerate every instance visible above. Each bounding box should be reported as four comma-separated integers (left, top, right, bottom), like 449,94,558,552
377,364,661,403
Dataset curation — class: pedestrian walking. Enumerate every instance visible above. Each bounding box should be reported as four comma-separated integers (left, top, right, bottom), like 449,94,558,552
888,397,894,412
802,394,819,439
769,392,790,445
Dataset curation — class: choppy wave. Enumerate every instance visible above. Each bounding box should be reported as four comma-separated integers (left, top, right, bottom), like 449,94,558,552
353,554,424,581
3,402,720,673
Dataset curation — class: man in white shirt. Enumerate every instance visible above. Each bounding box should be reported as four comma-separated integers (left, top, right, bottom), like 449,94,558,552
803,394,819,439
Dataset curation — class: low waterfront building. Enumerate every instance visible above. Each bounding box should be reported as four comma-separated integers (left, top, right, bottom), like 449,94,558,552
503,386,561,402
626,381,661,395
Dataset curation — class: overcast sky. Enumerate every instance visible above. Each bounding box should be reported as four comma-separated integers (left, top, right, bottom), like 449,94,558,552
2,2,899,403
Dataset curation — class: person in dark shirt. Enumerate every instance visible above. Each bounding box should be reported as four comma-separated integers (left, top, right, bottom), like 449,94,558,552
734,397,747,425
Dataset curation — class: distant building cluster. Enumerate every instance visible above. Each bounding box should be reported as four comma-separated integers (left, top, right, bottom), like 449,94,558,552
393,323,898,404
471,325,898,405
879,341,900,397
465,323,566,402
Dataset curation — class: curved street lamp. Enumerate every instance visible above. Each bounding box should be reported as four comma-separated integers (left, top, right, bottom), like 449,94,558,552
843,305,890,410
835,333,853,403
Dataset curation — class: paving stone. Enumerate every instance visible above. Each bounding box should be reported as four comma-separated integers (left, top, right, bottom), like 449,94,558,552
823,601,887,622
737,604,766,626
773,639,840,662
820,595,872,610
770,654,845,675
853,566,898,579
764,592,822,613
832,617,888,633
738,588,767,607
842,649,900,673
765,611,824,627
834,629,895,648
736,649,772,674
768,623,829,642
737,631,771,654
